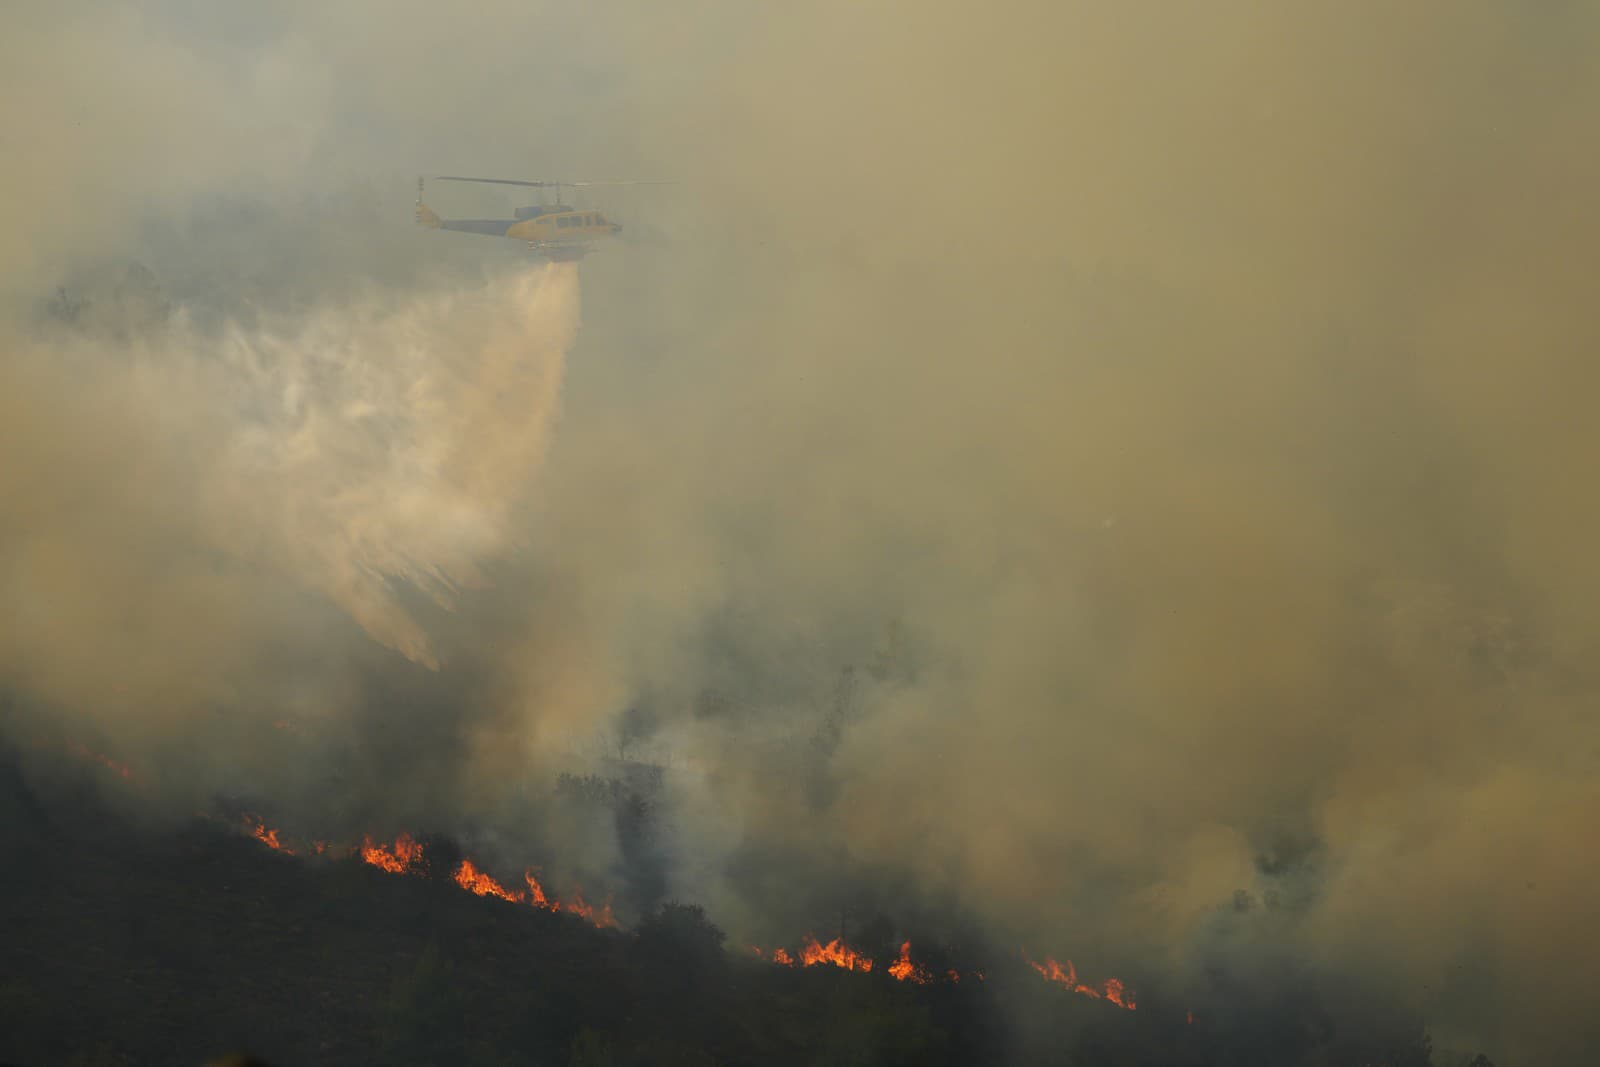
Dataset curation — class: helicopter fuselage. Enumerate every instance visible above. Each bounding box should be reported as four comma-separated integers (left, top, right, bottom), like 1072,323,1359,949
422,206,620,259
416,175,649,260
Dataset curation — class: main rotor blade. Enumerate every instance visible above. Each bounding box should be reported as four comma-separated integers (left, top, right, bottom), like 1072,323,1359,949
434,176,674,189
435,176,555,188
565,180,676,187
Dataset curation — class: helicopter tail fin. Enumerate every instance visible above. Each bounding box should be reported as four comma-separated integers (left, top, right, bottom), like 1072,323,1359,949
414,177,441,229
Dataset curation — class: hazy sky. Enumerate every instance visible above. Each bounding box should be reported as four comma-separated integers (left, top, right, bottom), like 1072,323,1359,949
4,3,1599,1061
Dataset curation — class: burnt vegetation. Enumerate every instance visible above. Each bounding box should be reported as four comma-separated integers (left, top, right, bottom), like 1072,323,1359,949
0,748,1500,1067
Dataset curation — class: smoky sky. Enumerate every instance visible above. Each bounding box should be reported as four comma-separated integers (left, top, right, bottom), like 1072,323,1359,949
4,3,1599,1062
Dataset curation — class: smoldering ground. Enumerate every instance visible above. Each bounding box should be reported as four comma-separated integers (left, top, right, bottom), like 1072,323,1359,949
3,2,1600,1063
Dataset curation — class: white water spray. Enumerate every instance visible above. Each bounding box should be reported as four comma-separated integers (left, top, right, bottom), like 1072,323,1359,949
197,262,580,667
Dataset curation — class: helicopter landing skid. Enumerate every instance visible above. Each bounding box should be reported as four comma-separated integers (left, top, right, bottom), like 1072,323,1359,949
527,241,591,262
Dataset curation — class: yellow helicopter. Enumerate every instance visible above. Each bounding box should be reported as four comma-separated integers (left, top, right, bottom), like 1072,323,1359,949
414,175,668,261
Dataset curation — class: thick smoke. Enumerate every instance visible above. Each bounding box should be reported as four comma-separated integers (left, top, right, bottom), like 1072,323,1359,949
204,264,576,667
3,261,575,701
4,2,1599,1063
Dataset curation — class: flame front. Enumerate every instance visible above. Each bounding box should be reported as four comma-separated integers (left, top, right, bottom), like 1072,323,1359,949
887,941,933,985
524,870,556,910
564,886,618,929
799,934,873,973
753,938,987,984
454,858,526,903
360,833,422,874
208,763,1155,1008
1103,977,1134,1010
1026,953,1077,989
1025,952,1136,1010
63,740,134,781
247,818,292,854
236,819,1142,1003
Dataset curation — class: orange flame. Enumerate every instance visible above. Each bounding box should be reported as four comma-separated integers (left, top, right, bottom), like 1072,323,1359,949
360,833,423,874
65,741,134,781
247,818,292,854
1024,952,1135,1010
523,870,558,910
563,886,618,929
322,834,620,926
799,934,873,973
233,819,1139,1008
887,941,933,985
1027,953,1077,988
453,858,526,903
234,819,1144,1007
519,871,616,928
754,937,979,981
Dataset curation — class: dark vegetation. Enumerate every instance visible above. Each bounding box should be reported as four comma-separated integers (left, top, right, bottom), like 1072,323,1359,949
0,748,1498,1066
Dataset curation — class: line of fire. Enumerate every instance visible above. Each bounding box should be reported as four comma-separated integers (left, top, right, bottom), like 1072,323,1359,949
60,733,1156,1018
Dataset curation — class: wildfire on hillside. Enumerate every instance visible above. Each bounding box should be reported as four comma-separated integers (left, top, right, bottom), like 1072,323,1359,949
1024,952,1137,1010
751,937,870,972
799,933,873,973
49,738,138,783
237,821,618,929
359,832,422,873
752,936,1131,1006
561,885,618,928
243,817,1151,1018
248,818,288,853
887,941,933,985
69,736,1162,1022
67,741,134,780
228,799,1151,1018
454,857,525,903
752,937,984,986
525,870,555,908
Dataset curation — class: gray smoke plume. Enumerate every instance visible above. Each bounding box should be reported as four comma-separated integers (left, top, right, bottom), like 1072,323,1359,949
3,3,1599,1062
